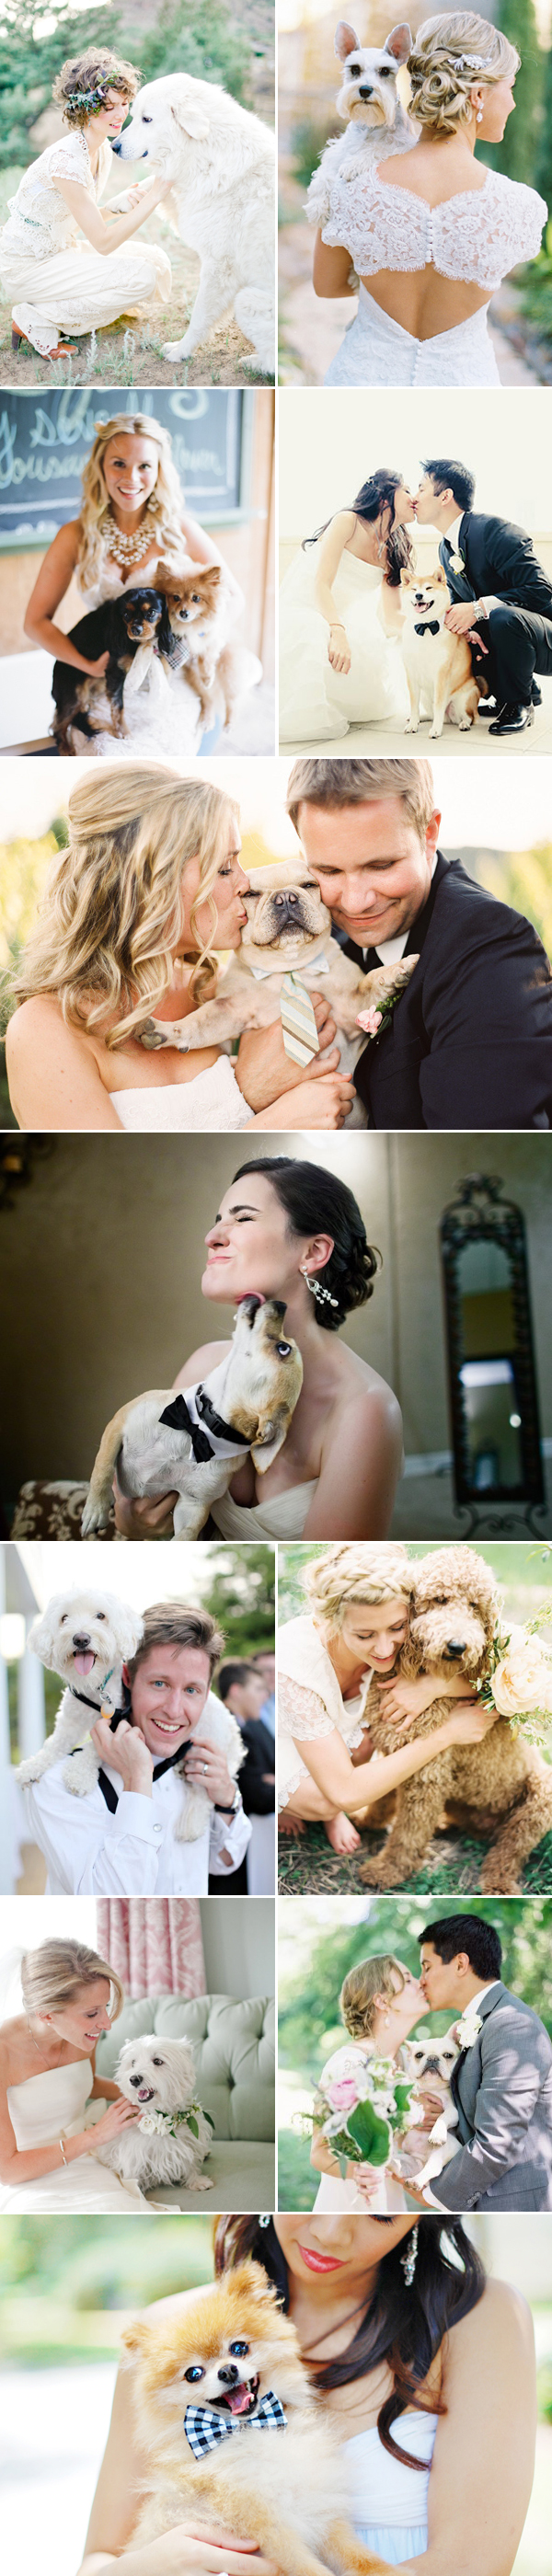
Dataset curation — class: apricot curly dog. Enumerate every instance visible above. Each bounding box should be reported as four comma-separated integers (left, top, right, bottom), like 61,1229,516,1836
359,1545,552,1896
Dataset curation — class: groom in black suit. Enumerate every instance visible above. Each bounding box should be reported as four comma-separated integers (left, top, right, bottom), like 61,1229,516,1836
415,457,552,737
285,755,552,1129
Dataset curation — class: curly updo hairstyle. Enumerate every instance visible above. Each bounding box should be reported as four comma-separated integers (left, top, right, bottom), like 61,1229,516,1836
408,12,519,137
303,467,413,589
304,1542,413,1629
52,50,139,129
339,1953,408,2041
232,1156,380,1333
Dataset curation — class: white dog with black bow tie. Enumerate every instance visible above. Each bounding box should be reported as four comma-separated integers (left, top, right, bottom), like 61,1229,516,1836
17,1583,243,1846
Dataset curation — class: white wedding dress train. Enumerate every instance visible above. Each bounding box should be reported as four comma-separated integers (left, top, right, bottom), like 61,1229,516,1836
279,546,408,743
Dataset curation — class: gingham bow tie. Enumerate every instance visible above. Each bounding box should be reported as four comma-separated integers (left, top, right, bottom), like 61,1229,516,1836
280,972,319,1066
184,2393,287,2456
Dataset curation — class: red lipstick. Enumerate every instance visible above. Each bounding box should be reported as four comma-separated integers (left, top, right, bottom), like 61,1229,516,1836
297,2244,345,2272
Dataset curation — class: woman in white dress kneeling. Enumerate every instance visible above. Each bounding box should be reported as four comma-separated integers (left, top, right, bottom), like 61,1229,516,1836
0,49,172,362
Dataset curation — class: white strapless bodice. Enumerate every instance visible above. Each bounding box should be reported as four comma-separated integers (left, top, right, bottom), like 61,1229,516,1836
75,552,165,613
0,2060,147,2212
212,1482,317,1537
109,1059,252,1133
347,2412,437,2561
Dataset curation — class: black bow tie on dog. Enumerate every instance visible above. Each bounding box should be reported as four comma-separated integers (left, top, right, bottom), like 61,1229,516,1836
184,2394,287,2458
159,1387,250,1462
414,620,441,637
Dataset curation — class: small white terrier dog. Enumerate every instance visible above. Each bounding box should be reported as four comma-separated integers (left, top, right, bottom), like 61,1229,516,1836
306,21,415,228
17,1588,144,1799
17,1585,243,1846
95,2034,214,2194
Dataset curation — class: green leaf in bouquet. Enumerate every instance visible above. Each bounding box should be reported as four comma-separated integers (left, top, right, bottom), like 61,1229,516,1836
393,2082,414,2125
347,2099,391,2168
339,2156,350,2180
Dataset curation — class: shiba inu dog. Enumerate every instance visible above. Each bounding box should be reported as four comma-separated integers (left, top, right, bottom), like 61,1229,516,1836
400,569,482,738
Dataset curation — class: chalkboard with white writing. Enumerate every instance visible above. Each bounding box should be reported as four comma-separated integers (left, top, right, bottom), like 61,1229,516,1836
0,388,244,546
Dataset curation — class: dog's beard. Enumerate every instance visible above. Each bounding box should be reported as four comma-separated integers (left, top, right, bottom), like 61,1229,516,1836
348,97,387,125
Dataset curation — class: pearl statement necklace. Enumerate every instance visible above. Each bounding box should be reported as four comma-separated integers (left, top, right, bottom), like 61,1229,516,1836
105,504,158,568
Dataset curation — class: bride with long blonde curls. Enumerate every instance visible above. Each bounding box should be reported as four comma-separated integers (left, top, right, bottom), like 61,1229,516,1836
0,51,173,362
6,766,351,1134
23,412,250,757
311,13,547,388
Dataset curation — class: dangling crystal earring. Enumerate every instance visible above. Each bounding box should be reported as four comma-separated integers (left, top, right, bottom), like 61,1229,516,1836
400,2224,419,2288
301,1266,339,1310
259,2214,271,2230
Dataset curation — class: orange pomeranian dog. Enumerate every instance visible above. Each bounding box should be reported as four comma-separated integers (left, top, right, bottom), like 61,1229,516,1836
121,2261,392,2576
155,559,260,732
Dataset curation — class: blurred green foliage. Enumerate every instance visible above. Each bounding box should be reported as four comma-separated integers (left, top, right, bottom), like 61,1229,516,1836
0,2214,213,2355
279,1897,552,2074
0,0,255,170
478,0,543,189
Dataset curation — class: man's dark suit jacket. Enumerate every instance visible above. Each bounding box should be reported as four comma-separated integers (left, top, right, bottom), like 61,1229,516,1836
449,512,552,616
348,854,552,1130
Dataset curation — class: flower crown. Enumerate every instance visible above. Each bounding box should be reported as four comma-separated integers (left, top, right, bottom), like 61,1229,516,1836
65,81,113,110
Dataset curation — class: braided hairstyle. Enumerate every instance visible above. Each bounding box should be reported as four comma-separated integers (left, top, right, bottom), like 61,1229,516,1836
303,468,413,589
232,1157,380,1332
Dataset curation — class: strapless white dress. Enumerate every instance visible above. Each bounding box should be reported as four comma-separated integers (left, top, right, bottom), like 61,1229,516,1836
212,1481,317,1537
0,2059,148,2212
69,553,203,759
109,1060,252,1133
279,546,408,745
313,2043,407,2214
347,2413,436,2562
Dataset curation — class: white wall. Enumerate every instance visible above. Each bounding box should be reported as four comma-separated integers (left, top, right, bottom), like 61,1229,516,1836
199,1898,275,1998
279,386,552,539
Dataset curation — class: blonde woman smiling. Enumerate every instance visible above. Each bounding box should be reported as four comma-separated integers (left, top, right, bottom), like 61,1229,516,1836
278,1543,496,1856
0,1936,144,2212
0,52,172,362
312,13,547,388
6,767,351,1133
23,413,247,755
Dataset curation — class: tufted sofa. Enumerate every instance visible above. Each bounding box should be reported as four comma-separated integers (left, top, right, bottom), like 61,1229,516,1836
96,1993,275,2211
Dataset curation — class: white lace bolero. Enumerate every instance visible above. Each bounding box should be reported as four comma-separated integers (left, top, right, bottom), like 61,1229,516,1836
315,157,546,292
2,131,111,260
278,1612,375,1807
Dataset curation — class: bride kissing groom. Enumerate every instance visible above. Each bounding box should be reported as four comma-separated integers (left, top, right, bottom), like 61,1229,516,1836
279,458,552,745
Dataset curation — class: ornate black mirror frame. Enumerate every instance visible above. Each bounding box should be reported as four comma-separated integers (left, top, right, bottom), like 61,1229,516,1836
440,1172,546,1531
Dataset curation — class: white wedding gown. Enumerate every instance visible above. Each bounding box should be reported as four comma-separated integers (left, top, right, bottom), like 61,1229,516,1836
0,2058,149,2212
0,132,171,357
279,544,408,744
310,142,546,387
348,2414,437,2562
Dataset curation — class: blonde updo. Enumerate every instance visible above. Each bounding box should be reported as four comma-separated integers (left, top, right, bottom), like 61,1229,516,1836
408,13,519,137
21,1938,123,2024
304,1544,413,1634
339,1955,408,2041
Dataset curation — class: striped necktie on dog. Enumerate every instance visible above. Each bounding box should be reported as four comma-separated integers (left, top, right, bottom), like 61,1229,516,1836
184,2393,287,2456
281,972,319,1065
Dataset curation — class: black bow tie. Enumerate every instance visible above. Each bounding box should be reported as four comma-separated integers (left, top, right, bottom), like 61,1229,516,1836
159,1387,249,1463
414,619,441,637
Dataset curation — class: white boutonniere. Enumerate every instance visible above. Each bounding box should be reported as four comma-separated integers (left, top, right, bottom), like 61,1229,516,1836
454,2011,483,2050
449,551,466,575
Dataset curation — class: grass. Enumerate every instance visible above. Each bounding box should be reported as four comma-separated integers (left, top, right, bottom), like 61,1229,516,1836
0,215,274,386
278,1823,552,1897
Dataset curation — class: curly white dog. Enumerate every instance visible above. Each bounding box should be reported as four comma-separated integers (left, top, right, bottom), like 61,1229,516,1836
17,1586,244,1846
113,75,275,374
95,2034,214,2195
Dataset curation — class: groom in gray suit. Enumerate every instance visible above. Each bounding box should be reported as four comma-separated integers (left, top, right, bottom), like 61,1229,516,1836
415,1914,552,2212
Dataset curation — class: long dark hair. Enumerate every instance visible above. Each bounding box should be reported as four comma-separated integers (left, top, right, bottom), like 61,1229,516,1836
213,2216,486,2469
233,1156,379,1333
302,469,413,589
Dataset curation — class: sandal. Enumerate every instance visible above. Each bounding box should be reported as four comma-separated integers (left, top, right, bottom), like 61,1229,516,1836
11,325,78,358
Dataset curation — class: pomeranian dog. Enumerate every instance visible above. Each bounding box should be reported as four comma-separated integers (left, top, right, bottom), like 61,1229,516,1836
95,2034,214,2196
400,569,483,738
121,2260,392,2574
155,559,261,731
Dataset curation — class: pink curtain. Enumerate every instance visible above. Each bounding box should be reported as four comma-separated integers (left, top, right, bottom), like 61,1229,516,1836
97,1899,206,1999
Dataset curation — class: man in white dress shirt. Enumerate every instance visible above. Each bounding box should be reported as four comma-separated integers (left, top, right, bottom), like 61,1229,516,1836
22,1602,251,1896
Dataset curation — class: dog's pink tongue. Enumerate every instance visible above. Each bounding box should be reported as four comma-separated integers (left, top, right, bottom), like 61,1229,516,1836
226,2386,251,2415
74,1651,95,1677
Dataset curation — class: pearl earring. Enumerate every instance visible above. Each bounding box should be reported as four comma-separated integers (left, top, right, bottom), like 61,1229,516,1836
477,106,483,121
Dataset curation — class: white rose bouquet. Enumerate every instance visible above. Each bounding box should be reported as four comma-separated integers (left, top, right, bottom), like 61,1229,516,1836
478,1609,552,1746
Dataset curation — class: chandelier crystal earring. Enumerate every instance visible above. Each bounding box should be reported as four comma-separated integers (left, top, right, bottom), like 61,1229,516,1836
302,1267,339,1310
400,2224,419,2288
259,2214,271,2230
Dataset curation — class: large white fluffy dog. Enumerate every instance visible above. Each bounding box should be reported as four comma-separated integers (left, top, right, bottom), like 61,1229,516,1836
113,75,275,374
17,1585,244,1846
95,2034,214,2195
17,1588,143,1799
82,1296,303,1542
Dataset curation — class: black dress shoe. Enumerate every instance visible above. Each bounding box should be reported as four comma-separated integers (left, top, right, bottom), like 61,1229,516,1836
489,702,535,736
532,682,542,707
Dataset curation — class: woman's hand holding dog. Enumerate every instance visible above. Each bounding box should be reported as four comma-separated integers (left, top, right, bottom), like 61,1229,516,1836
236,995,338,1110
87,2529,279,2576
90,2097,143,2145
378,1673,478,1726
443,1702,499,1748
89,1715,155,1795
112,1473,179,1539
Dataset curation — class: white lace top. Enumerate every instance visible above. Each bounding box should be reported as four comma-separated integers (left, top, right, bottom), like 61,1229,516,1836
278,1612,376,1809
2,131,111,260
316,160,546,291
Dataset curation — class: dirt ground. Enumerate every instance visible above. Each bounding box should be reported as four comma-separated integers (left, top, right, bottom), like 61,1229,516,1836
0,222,273,389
